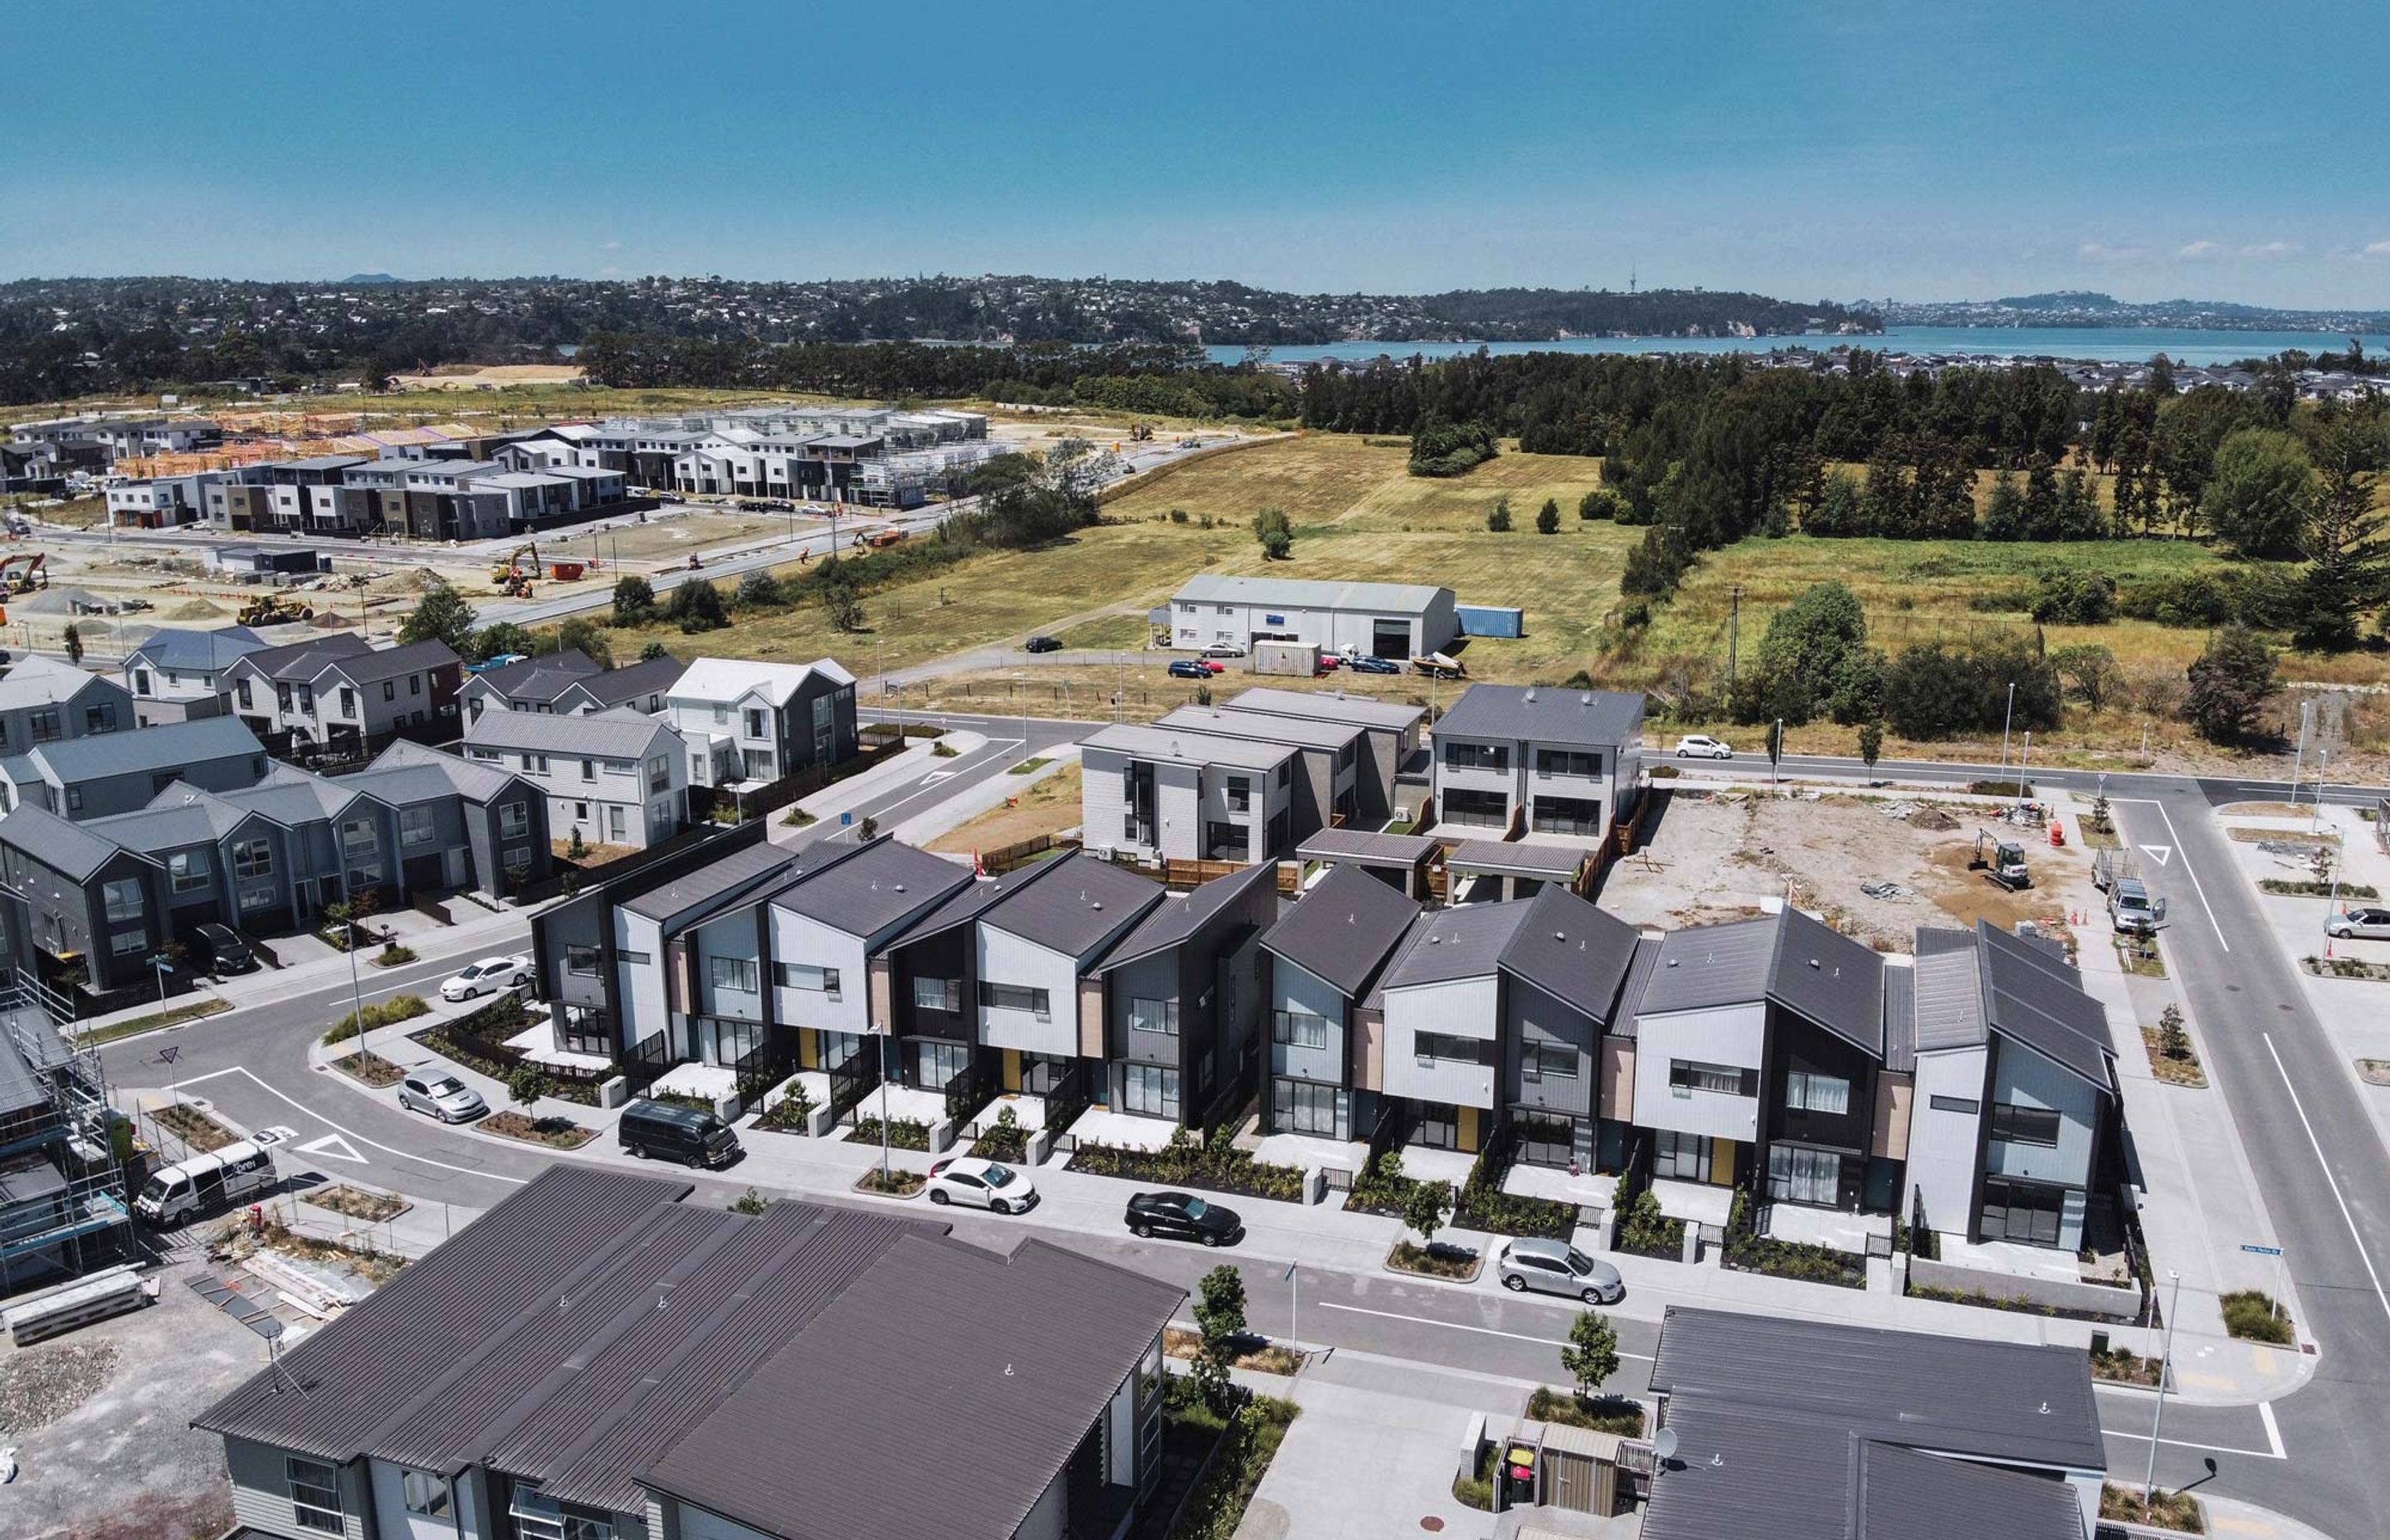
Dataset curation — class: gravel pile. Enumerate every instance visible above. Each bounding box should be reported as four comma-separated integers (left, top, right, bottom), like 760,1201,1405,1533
0,1338,121,1434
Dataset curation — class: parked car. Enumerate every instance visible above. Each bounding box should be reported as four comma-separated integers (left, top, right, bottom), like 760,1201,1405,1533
439,955,532,1001
134,1141,277,1227
926,1155,1039,1213
398,1071,488,1123
619,1099,742,1168
1124,1190,1243,1246
1024,634,1062,653
1673,734,1734,759
1196,658,1227,673
191,922,256,976
2327,907,2390,940
1494,1237,1625,1304
1317,654,1342,670
1199,641,1247,659
1168,659,1212,679
1348,655,1402,675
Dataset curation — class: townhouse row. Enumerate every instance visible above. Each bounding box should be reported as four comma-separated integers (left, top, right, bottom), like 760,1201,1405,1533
536,828,2122,1255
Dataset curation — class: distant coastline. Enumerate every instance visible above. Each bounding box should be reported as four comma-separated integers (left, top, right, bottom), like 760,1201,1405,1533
1212,326,2390,369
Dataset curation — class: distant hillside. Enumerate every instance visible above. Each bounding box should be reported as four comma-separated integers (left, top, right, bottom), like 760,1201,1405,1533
1885,291,2390,331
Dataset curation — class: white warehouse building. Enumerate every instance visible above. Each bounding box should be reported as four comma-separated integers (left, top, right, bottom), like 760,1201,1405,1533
1167,574,1459,659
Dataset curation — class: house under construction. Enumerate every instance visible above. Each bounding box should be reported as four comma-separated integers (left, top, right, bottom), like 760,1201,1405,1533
0,979,131,1294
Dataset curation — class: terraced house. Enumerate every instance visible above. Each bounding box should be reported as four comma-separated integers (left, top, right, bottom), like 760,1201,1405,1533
223,634,463,757
464,706,686,850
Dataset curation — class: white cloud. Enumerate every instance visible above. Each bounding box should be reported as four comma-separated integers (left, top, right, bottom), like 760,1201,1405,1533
2363,241,2390,260
601,239,623,251
2076,241,2144,262
2241,240,2302,259
2175,239,2227,260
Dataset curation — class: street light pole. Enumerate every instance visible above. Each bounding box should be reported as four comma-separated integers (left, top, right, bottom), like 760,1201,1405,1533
2144,1269,2182,1508
1997,682,2016,783
2289,699,2312,805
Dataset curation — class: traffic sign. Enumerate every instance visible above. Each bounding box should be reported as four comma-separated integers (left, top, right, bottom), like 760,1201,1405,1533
2241,1243,2284,1257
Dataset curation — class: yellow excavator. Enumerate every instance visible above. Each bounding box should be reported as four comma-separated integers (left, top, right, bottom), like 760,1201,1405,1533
490,542,538,598
0,551,47,593
237,592,315,626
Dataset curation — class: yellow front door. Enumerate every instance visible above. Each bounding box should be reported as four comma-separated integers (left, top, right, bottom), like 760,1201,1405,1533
1709,1137,1737,1187
1458,1106,1480,1154
1002,1050,1022,1093
798,1030,820,1070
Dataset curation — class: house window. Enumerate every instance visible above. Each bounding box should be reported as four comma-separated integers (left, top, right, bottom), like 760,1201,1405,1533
503,848,531,879
567,944,600,977
1767,1143,1844,1207
712,704,729,726
340,816,376,855
102,878,142,923
1272,1077,1347,1137
277,682,294,713
1129,997,1178,1036
1669,1059,1756,1096
1271,1010,1329,1050
1651,1128,1713,1182
233,839,273,879
1414,1031,1488,1066
617,949,650,965
646,755,670,793
400,1469,451,1518
1990,1102,2062,1148
286,1456,344,1534
1440,787,1508,828
1223,776,1251,813
383,680,396,702
401,806,437,846
1928,1094,1981,1114
608,804,627,842
296,684,313,714
1441,742,1509,772
710,955,760,993
581,758,597,781
66,786,83,812
775,962,841,998
239,886,276,914
134,668,153,696
1534,749,1602,777
111,928,147,956
1980,1177,2066,1247
916,1039,971,1089
1530,796,1603,836
1522,1041,1578,1080
168,850,209,893
28,708,60,744
1119,1063,1182,1119
410,674,422,695
236,678,253,709
744,707,766,739
500,802,530,838
913,977,962,1013
1203,821,1250,860
510,1484,614,1540
1785,1068,1853,1116
983,982,1050,1020
338,686,355,718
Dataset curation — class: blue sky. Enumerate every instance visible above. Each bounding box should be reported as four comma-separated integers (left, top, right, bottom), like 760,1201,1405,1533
11,0,2389,306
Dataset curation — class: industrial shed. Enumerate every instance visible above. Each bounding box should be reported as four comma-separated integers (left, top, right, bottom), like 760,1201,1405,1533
1167,573,1459,659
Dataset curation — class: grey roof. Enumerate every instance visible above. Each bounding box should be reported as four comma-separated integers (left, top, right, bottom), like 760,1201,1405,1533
469,649,603,702
1608,933,1666,1038
1976,920,2116,1092
1260,862,1422,997
1497,887,1641,1026
0,804,137,880
1446,837,1589,880
1881,962,1916,1073
621,837,798,925
1636,909,1885,1057
1912,941,1985,1052
1647,1305,2107,1474
1098,858,1278,973
465,706,675,760
232,631,375,682
325,638,461,685
124,626,266,672
1295,826,1438,867
1378,901,1529,992
1227,686,1423,733
1175,571,1449,614
1154,704,1363,753
642,1236,1183,1540
980,852,1163,958
85,798,237,849
337,763,472,808
1431,682,1642,748
769,836,974,942
370,737,518,802
0,655,110,712
573,652,685,707
29,716,261,783
1636,916,1780,1016
1080,722,1297,772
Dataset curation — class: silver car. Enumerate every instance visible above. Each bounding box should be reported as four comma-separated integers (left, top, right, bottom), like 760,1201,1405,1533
1495,1237,1625,1304
398,1072,488,1123
2327,907,2390,940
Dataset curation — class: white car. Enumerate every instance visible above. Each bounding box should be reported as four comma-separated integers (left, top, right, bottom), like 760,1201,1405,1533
1674,734,1734,759
1199,641,1248,659
398,1071,488,1123
440,955,532,1001
925,1156,1040,1214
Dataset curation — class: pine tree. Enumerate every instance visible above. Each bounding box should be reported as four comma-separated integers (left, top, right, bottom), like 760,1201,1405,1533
2292,416,2385,654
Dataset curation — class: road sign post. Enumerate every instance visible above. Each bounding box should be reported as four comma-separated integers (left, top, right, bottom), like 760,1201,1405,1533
2241,1242,2286,1324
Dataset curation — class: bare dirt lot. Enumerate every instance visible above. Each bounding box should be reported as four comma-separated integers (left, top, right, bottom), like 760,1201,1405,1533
1601,788,2086,952
926,763,1083,855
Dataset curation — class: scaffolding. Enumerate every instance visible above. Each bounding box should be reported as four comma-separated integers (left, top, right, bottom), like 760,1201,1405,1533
0,977,131,1294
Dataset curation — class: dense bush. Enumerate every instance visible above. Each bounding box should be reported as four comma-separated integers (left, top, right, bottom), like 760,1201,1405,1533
1407,419,1499,478
324,994,429,1045
2028,570,2117,625
1880,633,2060,740
2221,1289,2295,1344
850,1114,931,1152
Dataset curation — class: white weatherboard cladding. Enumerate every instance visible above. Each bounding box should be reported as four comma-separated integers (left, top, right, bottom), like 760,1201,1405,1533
1631,1001,1764,1142
1905,1044,1990,1238
769,907,870,1035
1380,972,1499,1109
615,910,669,1042
977,925,1080,1057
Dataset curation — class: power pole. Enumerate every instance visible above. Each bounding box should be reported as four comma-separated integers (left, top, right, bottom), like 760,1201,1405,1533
1727,586,1743,696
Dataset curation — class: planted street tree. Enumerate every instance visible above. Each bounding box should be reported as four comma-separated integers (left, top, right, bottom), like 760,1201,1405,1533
1404,1178,1452,1253
2156,1002,2189,1060
505,1063,549,1114
1857,719,1883,777
1559,1309,1621,1401
1193,1263,1248,1411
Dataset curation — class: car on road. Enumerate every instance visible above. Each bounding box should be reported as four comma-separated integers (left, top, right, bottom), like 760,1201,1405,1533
1024,634,1062,653
398,1071,488,1123
619,1098,743,1168
1199,641,1247,659
1494,1237,1625,1304
192,922,256,976
1348,655,1402,675
926,1155,1039,1213
1168,659,1212,679
439,955,532,1001
1673,734,1734,758
2327,907,2390,940
1124,1190,1242,1246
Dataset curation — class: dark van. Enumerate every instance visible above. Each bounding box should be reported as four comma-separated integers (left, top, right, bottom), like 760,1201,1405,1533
618,1099,741,1168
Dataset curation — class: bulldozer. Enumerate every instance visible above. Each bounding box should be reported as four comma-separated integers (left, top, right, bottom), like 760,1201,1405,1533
490,542,538,598
0,551,48,593
237,592,315,626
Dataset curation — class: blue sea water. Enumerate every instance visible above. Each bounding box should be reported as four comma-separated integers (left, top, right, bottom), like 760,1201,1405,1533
1199,328,2390,369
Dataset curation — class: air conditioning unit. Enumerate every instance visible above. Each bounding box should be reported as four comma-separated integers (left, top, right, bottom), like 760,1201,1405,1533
1394,805,1412,823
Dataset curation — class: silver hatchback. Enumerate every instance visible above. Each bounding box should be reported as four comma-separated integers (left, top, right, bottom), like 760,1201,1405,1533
2327,907,2390,940
1495,1237,1625,1304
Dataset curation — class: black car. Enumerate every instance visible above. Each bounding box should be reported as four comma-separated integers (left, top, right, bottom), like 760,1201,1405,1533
1024,634,1062,653
192,922,256,975
1124,1190,1242,1247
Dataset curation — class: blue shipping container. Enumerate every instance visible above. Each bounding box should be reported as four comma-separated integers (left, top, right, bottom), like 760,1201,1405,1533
1456,604,1524,639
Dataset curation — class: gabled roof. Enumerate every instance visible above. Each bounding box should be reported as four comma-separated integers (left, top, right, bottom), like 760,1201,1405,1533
568,652,685,707
467,649,603,703
1378,901,1529,994
0,655,111,712
228,631,375,682
1226,686,1424,734
1258,863,1422,997
620,838,798,925
1636,908,1885,1057
322,638,461,685
124,626,266,672
1080,722,1298,773
769,836,974,943
1174,571,1448,613
671,655,854,708
29,716,261,784
465,706,676,760
1975,920,2115,1092
979,852,1163,959
1097,858,1278,974
1431,682,1642,748
0,804,138,880
369,737,519,802
1496,887,1641,1026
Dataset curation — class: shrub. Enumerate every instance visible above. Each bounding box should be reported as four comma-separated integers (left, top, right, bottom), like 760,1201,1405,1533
1408,419,1498,478
668,578,728,633
850,1114,931,1152
2221,1289,2293,1344
973,1104,1029,1162
755,1079,817,1133
323,993,429,1045
1613,1189,1684,1258
1485,497,1514,533
2028,570,2117,624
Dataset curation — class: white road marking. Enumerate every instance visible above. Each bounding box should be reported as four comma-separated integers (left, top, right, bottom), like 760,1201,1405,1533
217,1067,529,1186
2111,798,2227,950
2261,1399,2285,1460
295,1133,367,1164
2262,1031,2390,1328
851,740,1028,826
2097,1423,2284,1460
2141,844,2173,866
1316,1300,1655,1360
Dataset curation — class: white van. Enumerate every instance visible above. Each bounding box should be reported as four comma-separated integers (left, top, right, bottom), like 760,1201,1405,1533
134,1140,277,1226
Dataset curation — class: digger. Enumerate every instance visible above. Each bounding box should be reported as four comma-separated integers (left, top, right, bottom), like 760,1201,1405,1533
490,542,538,598
237,592,315,626
0,551,47,593
1969,828,2032,891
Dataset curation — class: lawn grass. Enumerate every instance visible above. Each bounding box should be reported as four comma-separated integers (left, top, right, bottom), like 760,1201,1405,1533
75,996,231,1045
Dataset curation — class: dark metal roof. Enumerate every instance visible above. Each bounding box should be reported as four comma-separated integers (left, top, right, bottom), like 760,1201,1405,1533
470,649,604,701
1856,1438,2087,1540
1430,682,1642,748
30,716,261,783
1881,962,1916,1073
1097,858,1277,973
1295,827,1438,867
1636,916,1778,1016
1259,862,1422,997
1636,909,1885,1058
328,638,461,685
1446,837,1589,880
0,804,135,880
574,652,686,706
232,631,375,682
1607,933,1666,1039
1226,686,1423,733
641,1237,1183,1540
1911,939,1987,1052
124,626,266,672
882,850,1075,953
620,837,799,924
1647,1307,2108,1473
1496,887,1641,1027
1154,704,1363,753
1379,901,1528,992
979,851,1163,958
769,836,974,941
1976,920,2115,1092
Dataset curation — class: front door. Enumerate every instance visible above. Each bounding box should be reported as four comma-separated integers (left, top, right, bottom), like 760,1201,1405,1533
1417,1104,1458,1150
1002,1049,1022,1093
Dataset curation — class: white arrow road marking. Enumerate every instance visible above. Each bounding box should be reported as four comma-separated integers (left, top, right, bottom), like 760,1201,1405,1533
2142,844,2173,865
295,1133,368,1164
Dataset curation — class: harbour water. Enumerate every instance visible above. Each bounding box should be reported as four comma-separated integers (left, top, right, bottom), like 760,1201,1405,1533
1200,327,2390,369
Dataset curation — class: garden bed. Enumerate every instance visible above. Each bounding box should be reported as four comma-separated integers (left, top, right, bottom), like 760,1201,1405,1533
2090,1344,2163,1387
303,1184,410,1223
2303,955,2390,982
849,1114,932,1152
2100,1484,2205,1534
854,1167,924,1198
331,1050,407,1088
1071,1134,1305,1204
2114,938,2168,977
1525,1386,1646,1437
1611,1187,1686,1260
1905,1280,2142,1324
2141,1027,2207,1088
1386,1240,1480,1281
1163,1325,1305,1377
324,993,430,1045
152,1101,236,1153
753,1088,817,1133
74,996,230,1046
2262,878,2379,899
480,1110,595,1149
2221,1289,2294,1344
970,1117,1031,1163
370,943,419,967
1723,1233,1867,1289
1161,1385,1297,1540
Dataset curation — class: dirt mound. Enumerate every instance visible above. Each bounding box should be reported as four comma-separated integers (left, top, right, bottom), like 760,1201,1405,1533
1907,806,1959,831
168,599,226,620
0,1338,120,1434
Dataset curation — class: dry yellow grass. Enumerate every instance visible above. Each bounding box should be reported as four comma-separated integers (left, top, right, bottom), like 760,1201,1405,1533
924,763,1083,854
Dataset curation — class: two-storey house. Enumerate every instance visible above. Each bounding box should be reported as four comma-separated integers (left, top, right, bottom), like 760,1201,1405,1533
1155,704,1373,833
2,716,266,821
459,648,685,721
463,706,686,850
225,635,462,754
1089,858,1277,1128
1256,864,1422,1144
664,656,857,790
1080,723,1297,865
1429,682,1644,844
122,625,266,725
0,656,134,763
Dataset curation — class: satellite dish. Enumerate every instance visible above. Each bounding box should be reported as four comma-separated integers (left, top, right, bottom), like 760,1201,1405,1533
1652,1427,1680,1462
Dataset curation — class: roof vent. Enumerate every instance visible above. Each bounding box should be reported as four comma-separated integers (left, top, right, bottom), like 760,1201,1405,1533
1091,901,1103,911
1809,958,1821,969
1666,958,1680,968
1554,931,1567,942
893,883,906,893
1523,688,1538,704
1580,692,1593,706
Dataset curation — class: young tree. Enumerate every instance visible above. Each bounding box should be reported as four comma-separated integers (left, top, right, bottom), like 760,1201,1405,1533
612,574,657,625
669,578,728,633
399,579,477,651
822,582,866,633
1485,497,1514,534
1535,497,1561,535
505,1062,549,1114
2155,1002,2189,1060
1402,1179,1452,1252
1192,1264,1248,1411
1252,506,1294,560
2184,622,2277,745
1857,719,1884,777
2051,643,2122,712
638,640,671,662
1559,1309,1621,1401
61,623,81,665
556,616,612,667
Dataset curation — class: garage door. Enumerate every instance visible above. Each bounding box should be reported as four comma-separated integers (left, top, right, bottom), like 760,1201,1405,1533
1371,618,1412,658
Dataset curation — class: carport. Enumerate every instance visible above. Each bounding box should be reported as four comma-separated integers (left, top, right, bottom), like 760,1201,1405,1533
1297,826,1441,898
1446,838,1591,901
